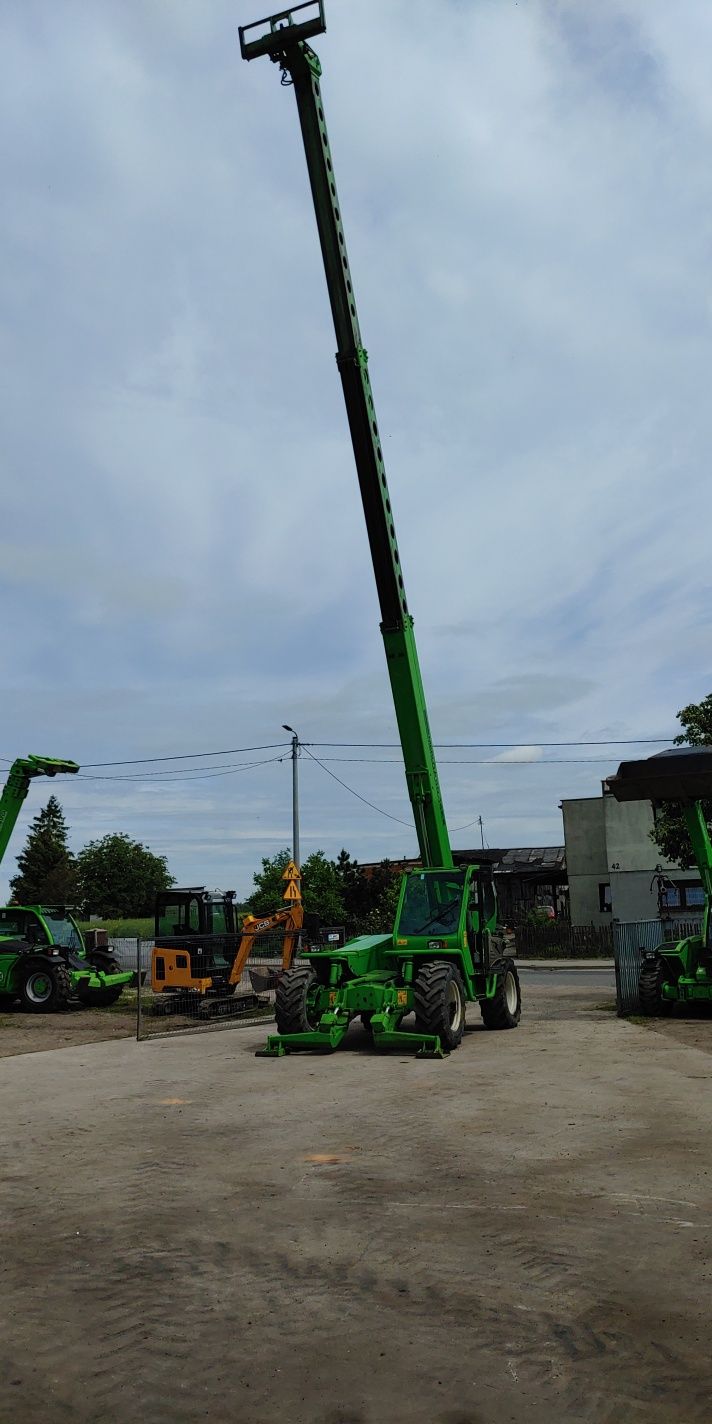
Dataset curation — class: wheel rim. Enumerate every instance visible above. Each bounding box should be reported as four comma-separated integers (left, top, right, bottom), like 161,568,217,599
505,971,518,1014
447,979,463,1032
26,973,52,1003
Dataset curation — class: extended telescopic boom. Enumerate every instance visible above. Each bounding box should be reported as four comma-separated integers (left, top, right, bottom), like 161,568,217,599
0,756,80,869
240,5,453,869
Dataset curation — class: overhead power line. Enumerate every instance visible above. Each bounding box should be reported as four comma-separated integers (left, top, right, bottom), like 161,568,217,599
0,735,672,773
51,756,286,785
80,741,290,767
316,755,623,766
302,746,413,828
308,738,672,749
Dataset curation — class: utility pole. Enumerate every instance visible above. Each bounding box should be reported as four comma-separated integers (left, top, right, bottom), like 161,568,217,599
479,816,485,851
282,725,300,868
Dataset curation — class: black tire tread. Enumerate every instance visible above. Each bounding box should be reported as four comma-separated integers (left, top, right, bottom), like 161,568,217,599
19,957,72,1014
480,960,521,1030
413,960,465,1051
275,965,318,1035
639,956,675,1016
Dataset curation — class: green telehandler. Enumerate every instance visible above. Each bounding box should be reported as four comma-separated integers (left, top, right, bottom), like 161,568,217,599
0,756,133,1012
240,4,521,1057
607,747,712,1013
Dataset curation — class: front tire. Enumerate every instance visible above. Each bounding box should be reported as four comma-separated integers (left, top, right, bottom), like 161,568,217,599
18,957,71,1014
480,961,521,1030
275,965,320,1034
639,955,675,1016
414,960,466,1051
77,953,125,1008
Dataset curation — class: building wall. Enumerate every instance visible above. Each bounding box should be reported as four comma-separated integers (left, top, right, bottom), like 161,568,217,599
561,798,610,926
562,793,700,926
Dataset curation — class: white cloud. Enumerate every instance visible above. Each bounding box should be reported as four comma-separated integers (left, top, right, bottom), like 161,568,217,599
1,0,709,899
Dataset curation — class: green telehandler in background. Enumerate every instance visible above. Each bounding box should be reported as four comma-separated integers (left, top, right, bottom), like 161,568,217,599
240,5,521,1058
0,756,133,1012
607,748,712,1014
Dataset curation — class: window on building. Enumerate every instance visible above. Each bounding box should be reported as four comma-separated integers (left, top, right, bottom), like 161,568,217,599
661,884,682,909
683,884,705,909
598,883,612,914
660,881,704,911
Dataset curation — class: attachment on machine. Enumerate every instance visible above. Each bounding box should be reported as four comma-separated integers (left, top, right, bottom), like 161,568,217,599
607,748,712,1015
239,3,325,63
150,885,303,1020
242,7,521,1058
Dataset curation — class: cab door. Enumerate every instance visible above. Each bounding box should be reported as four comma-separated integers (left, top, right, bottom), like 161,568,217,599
466,870,496,970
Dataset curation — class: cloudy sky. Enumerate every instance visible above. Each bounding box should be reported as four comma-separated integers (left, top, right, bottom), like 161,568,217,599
1,0,710,901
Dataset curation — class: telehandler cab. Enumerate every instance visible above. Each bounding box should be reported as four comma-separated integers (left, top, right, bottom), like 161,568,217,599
240,5,521,1057
607,747,712,1014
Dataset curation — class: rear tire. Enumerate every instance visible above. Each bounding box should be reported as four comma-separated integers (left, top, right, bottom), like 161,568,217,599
480,961,521,1030
639,956,675,1016
414,960,465,1051
77,953,124,1008
275,965,320,1034
18,957,71,1014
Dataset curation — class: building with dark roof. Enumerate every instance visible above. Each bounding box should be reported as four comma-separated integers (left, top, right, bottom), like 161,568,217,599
358,846,567,925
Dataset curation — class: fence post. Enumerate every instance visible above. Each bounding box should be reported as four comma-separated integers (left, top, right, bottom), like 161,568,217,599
136,937,142,1042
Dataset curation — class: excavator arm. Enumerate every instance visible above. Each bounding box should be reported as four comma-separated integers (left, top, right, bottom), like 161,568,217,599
229,902,304,985
0,756,79,870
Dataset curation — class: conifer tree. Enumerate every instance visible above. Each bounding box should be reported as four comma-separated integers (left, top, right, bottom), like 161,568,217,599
9,796,77,904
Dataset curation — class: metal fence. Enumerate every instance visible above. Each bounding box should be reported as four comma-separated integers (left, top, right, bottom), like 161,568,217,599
514,922,613,958
108,934,289,1041
613,918,703,1015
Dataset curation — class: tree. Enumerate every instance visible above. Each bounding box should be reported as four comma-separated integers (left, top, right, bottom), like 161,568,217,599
10,796,77,904
652,694,712,868
246,848,345,925
76,833,173,917
336,849,400,934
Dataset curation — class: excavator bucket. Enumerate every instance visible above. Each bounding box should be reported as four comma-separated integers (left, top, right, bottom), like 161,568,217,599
248,965,281,994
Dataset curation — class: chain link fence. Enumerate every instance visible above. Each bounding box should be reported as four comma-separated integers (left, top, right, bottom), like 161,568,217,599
108,933,294,1040
613,917,703,1015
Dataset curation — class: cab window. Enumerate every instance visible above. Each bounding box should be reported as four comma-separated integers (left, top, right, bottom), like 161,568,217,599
211,902,228,934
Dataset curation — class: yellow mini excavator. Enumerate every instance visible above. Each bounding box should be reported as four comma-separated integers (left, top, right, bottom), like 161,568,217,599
150,870,304,1019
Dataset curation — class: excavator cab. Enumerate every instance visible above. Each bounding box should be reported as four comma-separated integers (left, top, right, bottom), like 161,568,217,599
152,889,239,1007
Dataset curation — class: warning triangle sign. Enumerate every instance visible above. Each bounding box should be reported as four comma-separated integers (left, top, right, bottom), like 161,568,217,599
283,879,302,902
282,860,301,881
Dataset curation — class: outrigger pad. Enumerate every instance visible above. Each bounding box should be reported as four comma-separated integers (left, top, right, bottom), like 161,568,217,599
606,748,712,804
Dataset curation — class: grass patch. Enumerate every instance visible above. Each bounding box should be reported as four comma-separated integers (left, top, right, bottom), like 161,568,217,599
77,919,153,940
594,1001,617,1013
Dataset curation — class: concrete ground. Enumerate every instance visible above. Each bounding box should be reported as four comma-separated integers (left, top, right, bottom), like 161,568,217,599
1,975,711,1423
